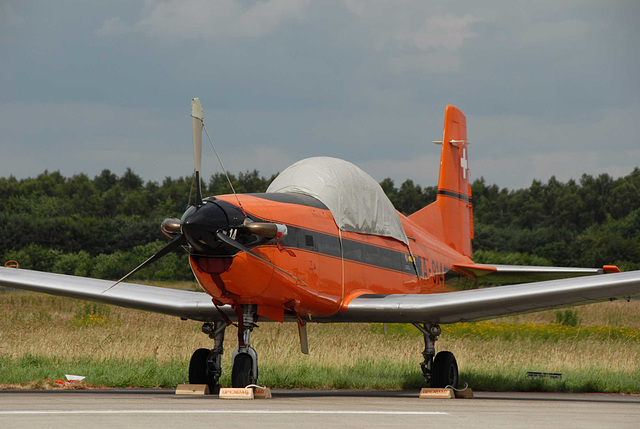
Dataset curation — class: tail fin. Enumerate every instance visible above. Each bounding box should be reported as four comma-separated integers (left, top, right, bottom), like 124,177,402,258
408,105,474,257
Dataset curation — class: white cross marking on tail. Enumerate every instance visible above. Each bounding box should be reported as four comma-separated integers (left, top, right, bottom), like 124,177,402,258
460,148,468,180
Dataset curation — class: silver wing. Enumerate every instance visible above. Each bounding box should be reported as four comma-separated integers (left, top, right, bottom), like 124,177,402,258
0,267,228,322
1,267,639,324
333,270,640,323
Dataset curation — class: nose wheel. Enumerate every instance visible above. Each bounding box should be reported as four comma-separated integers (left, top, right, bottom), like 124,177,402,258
232,351,257,387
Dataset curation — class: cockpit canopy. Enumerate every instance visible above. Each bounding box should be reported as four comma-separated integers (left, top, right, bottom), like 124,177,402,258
267,157,408,245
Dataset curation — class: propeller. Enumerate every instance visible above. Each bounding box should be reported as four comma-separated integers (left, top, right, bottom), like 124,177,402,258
102,98,298,293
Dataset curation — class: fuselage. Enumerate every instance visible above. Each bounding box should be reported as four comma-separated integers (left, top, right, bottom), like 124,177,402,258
187,193,476,322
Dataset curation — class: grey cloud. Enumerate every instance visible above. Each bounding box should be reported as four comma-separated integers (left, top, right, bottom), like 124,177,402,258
98,0,310,43
2,0,638,191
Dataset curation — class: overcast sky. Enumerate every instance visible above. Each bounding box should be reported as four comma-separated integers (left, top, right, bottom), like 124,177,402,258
2,0,639,190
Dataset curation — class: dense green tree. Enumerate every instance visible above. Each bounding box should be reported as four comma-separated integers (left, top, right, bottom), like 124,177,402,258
379,178,437,215
2,167,640,279
207,170,275,196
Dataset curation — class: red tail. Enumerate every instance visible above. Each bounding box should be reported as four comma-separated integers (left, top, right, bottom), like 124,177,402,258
409,105,474,257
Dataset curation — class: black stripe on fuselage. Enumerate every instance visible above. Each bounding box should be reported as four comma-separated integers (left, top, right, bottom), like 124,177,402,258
276,226,417,276
246,193,416,275
437,189,471,203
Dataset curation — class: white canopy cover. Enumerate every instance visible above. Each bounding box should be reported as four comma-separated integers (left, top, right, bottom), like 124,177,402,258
266,157,409,245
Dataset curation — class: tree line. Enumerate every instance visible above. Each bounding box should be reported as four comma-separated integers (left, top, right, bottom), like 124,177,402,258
1,167,639,280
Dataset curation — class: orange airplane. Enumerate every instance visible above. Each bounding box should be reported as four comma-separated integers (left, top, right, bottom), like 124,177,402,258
1,100,639,392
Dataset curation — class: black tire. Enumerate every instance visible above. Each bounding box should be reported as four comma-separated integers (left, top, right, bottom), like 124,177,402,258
188,348,219,394
431,351,458,388
231,353,255,388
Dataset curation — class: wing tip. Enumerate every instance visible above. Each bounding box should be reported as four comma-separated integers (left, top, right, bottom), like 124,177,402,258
603,265,621,274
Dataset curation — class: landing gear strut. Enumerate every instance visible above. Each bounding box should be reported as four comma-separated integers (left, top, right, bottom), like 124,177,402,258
189,304,260,390
231,304,259,388
414,323,459,388
189,321,226,394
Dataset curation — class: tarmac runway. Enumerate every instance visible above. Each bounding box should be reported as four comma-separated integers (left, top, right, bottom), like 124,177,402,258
0,389,638,429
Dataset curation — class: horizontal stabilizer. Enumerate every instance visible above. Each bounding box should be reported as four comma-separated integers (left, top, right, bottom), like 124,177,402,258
453,263,620,284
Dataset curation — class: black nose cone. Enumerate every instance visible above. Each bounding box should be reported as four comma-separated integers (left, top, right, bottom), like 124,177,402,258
181,199,245,254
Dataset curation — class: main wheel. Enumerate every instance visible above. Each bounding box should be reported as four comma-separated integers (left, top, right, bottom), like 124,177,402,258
431,351,458,388
231,353,255,388
188,348,219,394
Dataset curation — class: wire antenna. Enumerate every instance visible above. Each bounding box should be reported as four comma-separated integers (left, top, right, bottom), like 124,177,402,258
203,124,247,216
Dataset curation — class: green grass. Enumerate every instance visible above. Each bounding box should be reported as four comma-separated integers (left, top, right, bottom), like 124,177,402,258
462,367,640,394
372,322,640,342
0,354,187,388
1,290,639,392
2,355,638,394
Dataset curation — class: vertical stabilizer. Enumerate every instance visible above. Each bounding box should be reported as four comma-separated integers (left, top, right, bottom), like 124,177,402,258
408,105,474,256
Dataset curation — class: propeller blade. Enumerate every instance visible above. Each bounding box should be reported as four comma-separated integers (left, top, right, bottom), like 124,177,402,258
242,218,287,239
216,230,263,259
161,217,182,237
215,231,306,286
102,235,187,294
191,98,204,207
